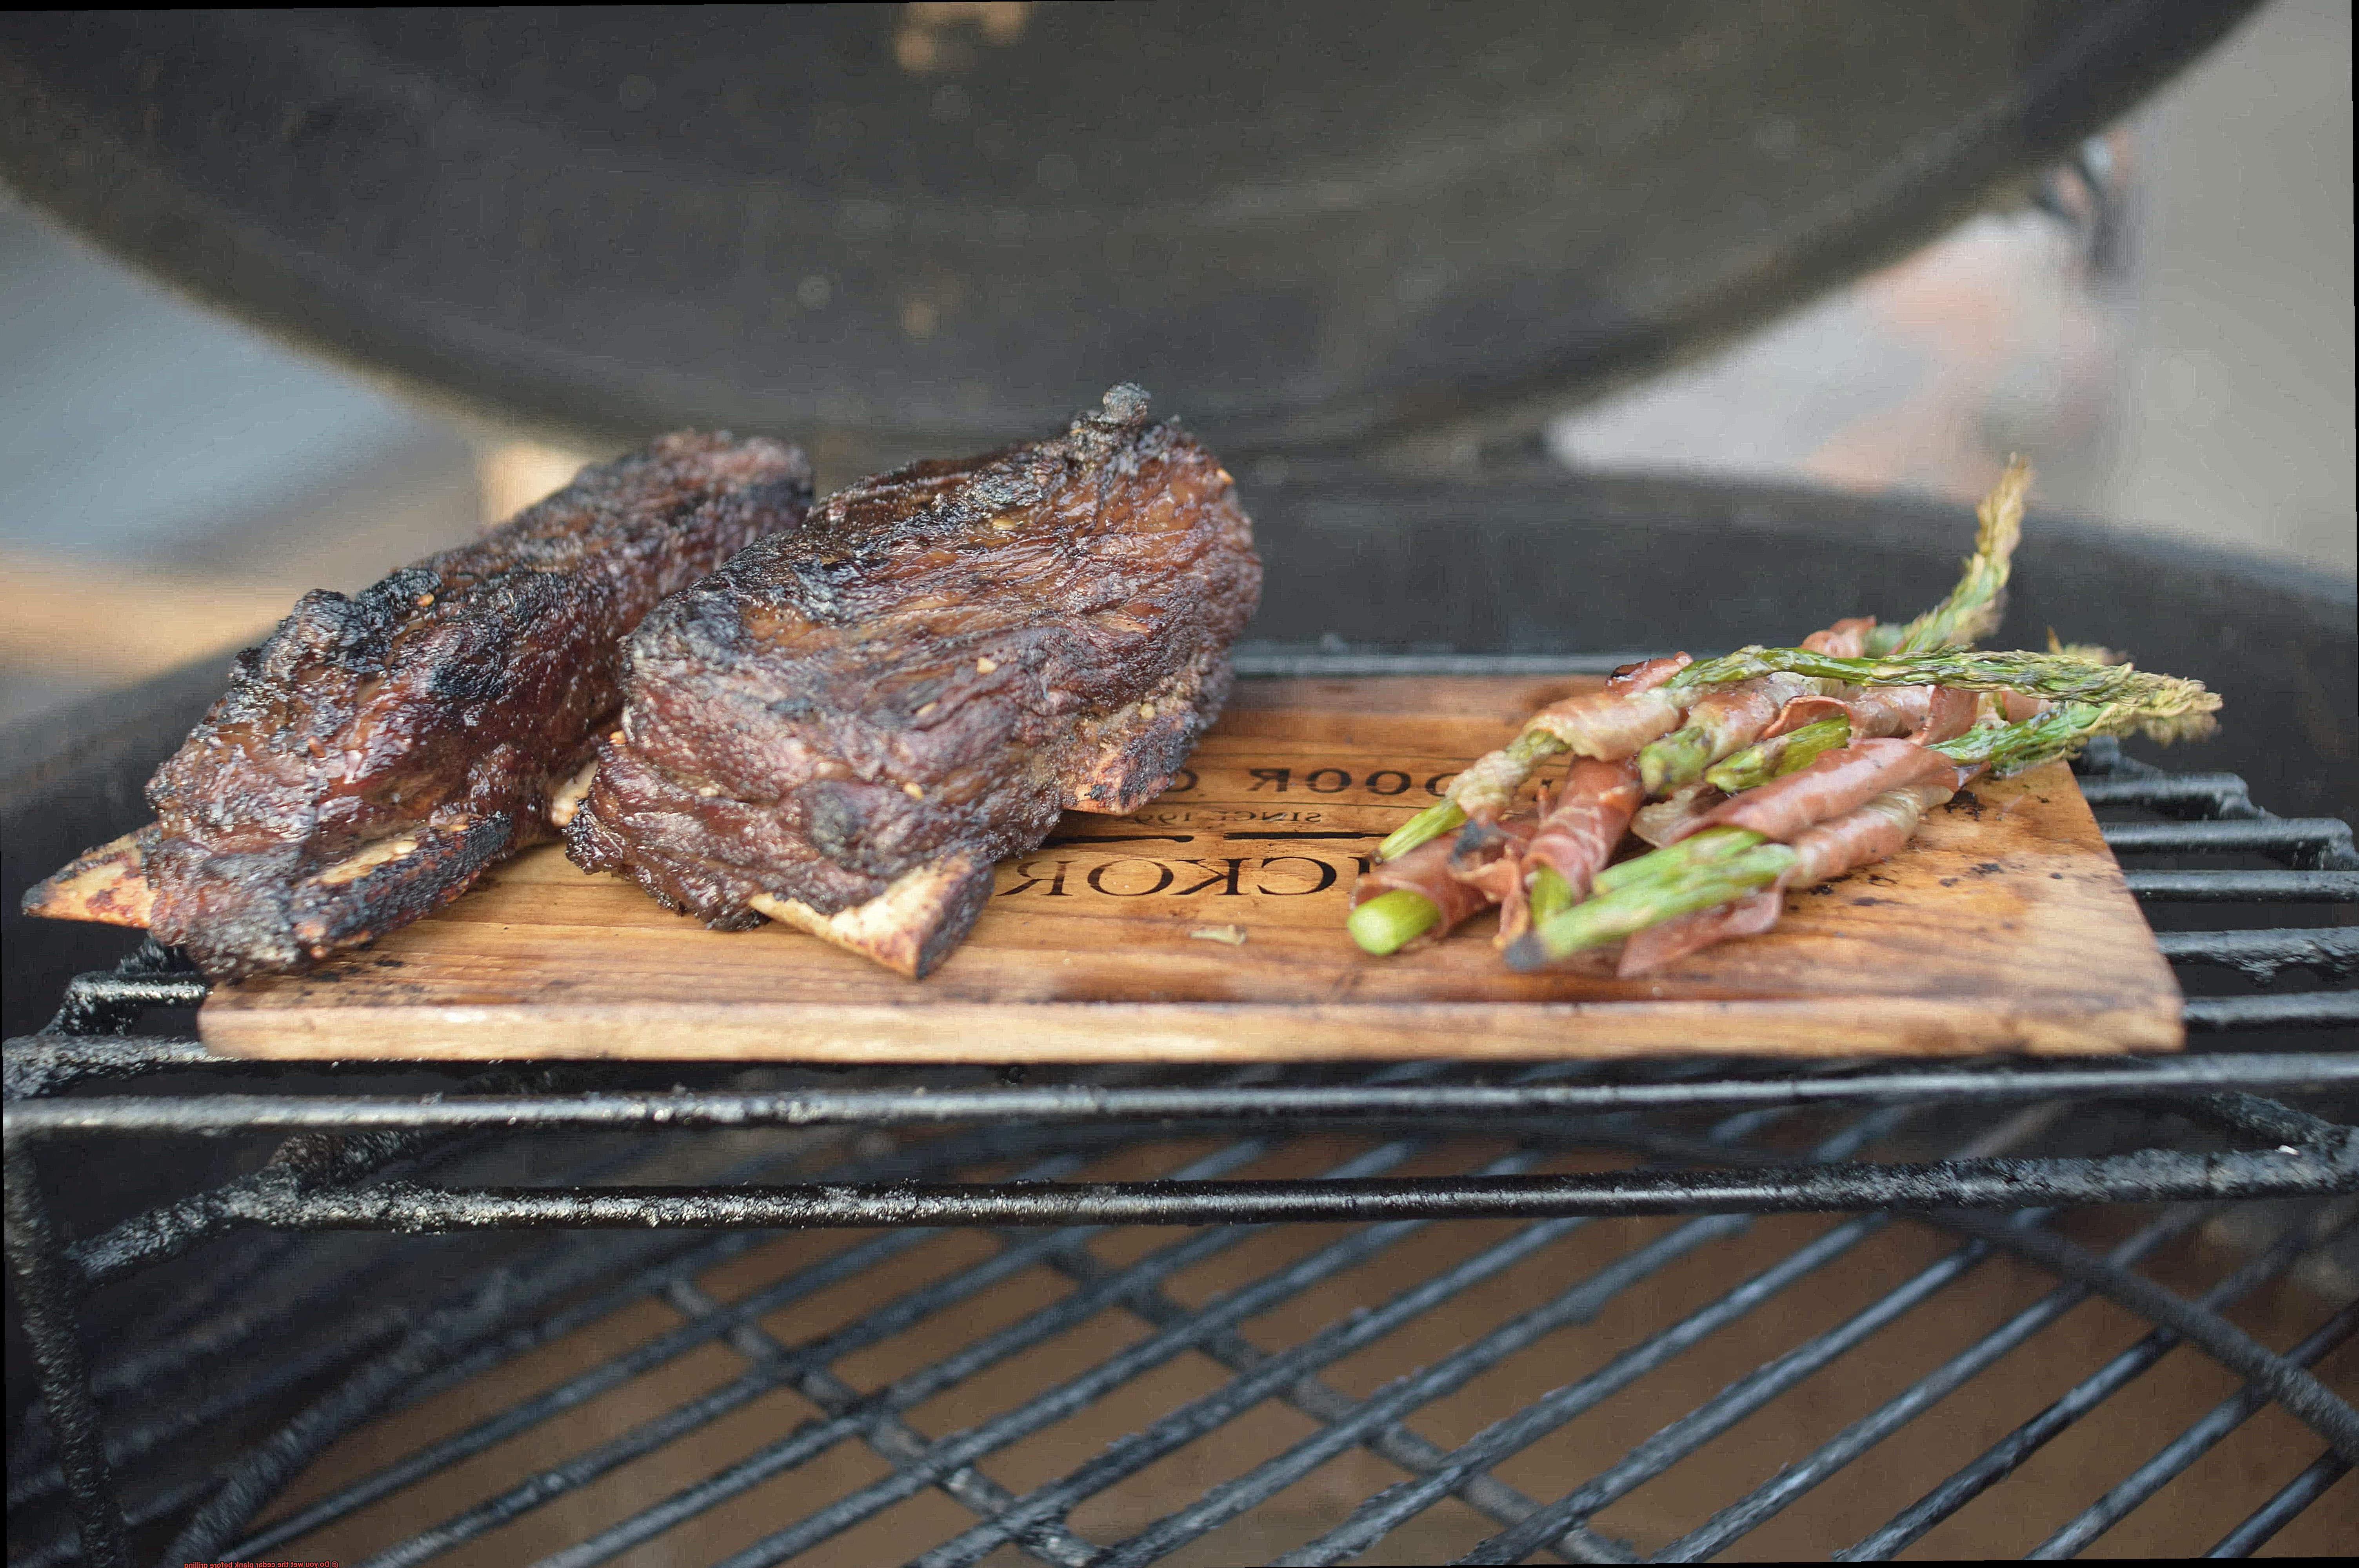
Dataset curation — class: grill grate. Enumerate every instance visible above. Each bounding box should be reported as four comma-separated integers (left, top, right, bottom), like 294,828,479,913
5,711,2355,1566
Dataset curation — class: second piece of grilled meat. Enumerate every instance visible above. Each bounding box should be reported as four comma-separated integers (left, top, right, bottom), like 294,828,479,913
24,432,813,979
565,385,1261,976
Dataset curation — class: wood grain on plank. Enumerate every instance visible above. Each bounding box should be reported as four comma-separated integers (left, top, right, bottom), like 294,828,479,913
202,677,2182,1060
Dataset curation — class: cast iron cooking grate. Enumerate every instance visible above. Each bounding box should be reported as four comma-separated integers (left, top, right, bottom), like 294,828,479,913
6,674,2356,1566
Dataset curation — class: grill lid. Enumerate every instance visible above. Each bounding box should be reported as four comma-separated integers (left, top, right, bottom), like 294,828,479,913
0,2,2253,468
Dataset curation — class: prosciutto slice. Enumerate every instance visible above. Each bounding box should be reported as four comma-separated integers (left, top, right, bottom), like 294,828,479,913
1618,779,1957,975
1801,617,1877,657
1785,782,1956,887
1668,738,1964,845
1510,654,1694,779
1631,781,1725,848
1676,673,1817,766
1448,811,1543,913
1499,758,1642,941
1765,684,1979,744
1644,616,1883,789
1350,837,1492,951
1617,889,1785,976
1609,654,1697,693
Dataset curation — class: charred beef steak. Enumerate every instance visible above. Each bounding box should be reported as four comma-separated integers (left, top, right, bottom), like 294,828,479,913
24,432,813,979
565,385,1261,976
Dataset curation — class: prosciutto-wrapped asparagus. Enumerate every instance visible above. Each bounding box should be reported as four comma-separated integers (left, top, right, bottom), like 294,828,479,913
1500,758,1644,942
1505,665,2220,973
1383,654,1690,858
1348,809,1539,955
1617,780,1955,974
1372,457,2032,873
1633,457,2025,793
1343,461,2219,970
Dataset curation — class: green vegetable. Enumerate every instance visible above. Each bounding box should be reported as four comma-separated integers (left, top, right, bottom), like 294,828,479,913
1865,455,2029,655
1670,648,2218,743
1637,724,1716,797
1508,844,1797,967
1705,714,1853,793
1347,889,1441,955
1525,866,1576,927
1592,825,1765,897
1377,730,1561,861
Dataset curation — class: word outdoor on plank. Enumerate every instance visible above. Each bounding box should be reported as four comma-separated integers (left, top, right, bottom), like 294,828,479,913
202,677,2182,1062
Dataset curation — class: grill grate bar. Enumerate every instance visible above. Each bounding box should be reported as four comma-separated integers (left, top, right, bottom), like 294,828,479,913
2028,1296,2359,1558
5,1297,418,1509
1055,1233,1690,1568
9,1467,218,1568
1276,1212,1895,1566
1459,1212,2054,1566
95,1137,2352,1236
517,1138,1444,1566
2184,993,2359,1030
36,937,189,1038
15,1134,827,1501
663,1274,1108,1568
646,1143,1539,1568
1649,1207,2205,1561
229,1188,1043,1559
213,1124,1339,1559
9,1242,420,1489
1100,1115,1863,1565
5,1036,219,1100
165,1226,755,1563
945,1109,1901,1568
2206,1450,2353,1557
101,1120,1266,1521
2,1148,130,1568
2155,926,2359,978
914,1210,1605,1568
1834,1216,2342,1560
2076,774,2263,817
325,1146,1255,1556
167,1114,1038,1562
218,1084,1390,1555
2125,869,2359,901
1906,1214,2359,1463
15,1053,2357,1139
2101,818,2357,865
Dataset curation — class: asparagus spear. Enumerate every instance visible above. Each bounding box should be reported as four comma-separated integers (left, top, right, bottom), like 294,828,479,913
1525,866,1576,927
1704,714,1853,793
1636,725,1716,796
1866,455,2030,655
1590,824,1764,897
1514,687,2217,965
1670,647,2220,737
1377,730,1559,861
1506,843,1797,964
1347,889,1443,955
1635,459,2030,793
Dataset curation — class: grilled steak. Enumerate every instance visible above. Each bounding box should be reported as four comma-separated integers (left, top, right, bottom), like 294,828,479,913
565,385,1261,976
24,432,813,979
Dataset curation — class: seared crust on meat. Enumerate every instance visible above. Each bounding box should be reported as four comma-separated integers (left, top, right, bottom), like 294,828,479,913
565,385,1262,976
34,433,813,979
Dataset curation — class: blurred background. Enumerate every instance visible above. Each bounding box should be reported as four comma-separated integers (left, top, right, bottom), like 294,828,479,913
0,0,2350,731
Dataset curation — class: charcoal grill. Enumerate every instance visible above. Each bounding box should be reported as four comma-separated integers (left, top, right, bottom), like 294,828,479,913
4,4,2355,1561
6,647,2356,1565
